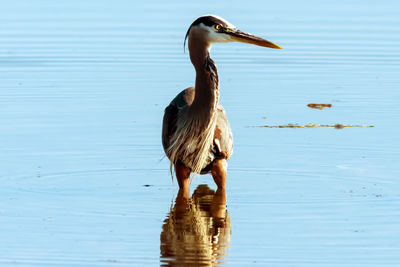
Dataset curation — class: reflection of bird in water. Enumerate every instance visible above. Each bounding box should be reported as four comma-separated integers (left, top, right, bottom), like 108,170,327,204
160,184,231,266
162,15,282,190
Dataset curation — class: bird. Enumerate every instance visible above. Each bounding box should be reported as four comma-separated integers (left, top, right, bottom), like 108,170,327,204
162,15,281,190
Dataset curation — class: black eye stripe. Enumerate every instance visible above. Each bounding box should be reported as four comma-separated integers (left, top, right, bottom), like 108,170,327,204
190,16,229,28
191,16,217,27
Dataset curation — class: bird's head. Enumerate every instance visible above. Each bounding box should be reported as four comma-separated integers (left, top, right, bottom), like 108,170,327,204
184,15,282,52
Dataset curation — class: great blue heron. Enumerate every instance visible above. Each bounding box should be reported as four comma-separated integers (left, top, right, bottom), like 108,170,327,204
162,15,281,190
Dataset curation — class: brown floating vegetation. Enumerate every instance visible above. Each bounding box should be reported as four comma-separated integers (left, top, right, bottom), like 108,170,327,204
307,103,332,110
253,123,374,129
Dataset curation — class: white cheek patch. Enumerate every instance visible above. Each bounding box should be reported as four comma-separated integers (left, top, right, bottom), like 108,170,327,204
208,30,233,43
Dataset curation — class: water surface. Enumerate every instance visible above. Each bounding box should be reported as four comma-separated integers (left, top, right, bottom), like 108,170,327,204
1,0,400,266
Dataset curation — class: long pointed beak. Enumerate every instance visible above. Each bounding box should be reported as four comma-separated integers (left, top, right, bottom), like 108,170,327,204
227,29,282,49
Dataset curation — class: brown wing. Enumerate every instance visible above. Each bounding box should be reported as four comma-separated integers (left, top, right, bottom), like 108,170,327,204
213,105,233,160
162,87,195,155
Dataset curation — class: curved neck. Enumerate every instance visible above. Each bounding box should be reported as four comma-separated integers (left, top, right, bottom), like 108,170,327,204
188,36,219,118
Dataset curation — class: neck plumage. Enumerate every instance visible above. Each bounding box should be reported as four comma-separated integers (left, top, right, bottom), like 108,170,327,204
165,37,220,174
188,38,219,121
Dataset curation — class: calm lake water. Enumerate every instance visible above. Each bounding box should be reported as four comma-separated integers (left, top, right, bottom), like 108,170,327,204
1,0,400,266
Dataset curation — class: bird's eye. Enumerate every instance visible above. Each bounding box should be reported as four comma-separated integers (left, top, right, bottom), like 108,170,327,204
215,24,221,30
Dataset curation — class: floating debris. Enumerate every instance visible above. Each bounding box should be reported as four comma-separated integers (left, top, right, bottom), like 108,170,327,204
251,123,374,129
334,124,345,129
307,103,332,110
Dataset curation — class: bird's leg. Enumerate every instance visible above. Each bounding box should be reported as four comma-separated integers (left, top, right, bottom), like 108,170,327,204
211,159,227,189
174,161,191,191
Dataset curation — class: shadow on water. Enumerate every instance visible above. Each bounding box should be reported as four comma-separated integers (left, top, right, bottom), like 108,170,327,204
160,184,231,266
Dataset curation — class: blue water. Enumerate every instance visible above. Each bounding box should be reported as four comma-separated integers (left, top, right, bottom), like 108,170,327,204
1,0,399,266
